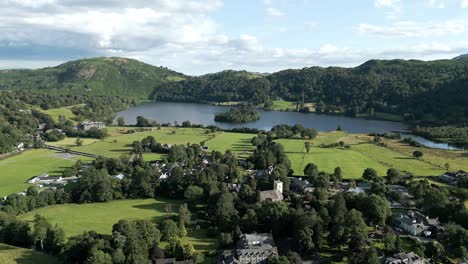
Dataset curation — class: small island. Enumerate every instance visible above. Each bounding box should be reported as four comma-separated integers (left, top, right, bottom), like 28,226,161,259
214,104,261,123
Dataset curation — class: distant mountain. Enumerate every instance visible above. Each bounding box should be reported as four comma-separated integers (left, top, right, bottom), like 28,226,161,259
454,54,468,60
0,57,185,98
154,58,468,123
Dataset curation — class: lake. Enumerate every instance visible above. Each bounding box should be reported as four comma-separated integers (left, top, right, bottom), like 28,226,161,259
115,102,463,150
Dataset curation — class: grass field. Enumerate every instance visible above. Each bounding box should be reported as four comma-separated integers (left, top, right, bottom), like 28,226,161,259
268,100,296,111
0,149,91,197
204,132,255,158
0,244,60,264
41,108,76,122
18,199,217,252
52,127,213,159
49,127,467,179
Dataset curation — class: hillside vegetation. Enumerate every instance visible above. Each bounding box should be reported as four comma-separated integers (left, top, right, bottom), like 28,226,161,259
1,57,467,123
0,57,185,98
154,58,468,123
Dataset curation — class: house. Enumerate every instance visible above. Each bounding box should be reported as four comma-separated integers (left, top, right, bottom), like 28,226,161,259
111,173,125,180
347,182,372,194
384,252,429,264
438,170,467,185
154,259,194,264
227,183,241,193
77,121,106,131
259,181,283,202
28,174,63,184
219,233,279,264
16,142,24,151
393,211,439,236
159,172,170,180
289,177,314,193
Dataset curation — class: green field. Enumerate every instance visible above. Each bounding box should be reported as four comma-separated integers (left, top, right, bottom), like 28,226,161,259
0,244,60,264
268,100,296,111
0,149,91,196
49,127,466,178
18,199,217,252
50,127,213,159
39,107,77,123
204,132,255,158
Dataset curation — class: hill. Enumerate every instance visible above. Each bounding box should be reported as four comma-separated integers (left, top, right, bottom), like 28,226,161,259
154,58,468,123
454,54,468,59
0,57,185,99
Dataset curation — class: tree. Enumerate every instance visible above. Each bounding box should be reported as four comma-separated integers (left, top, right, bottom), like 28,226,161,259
184,185,204,208
301,128,318,139
344,209,367,252
184,243,196,259
295,227,314,254
412,150,423,159
33,214,51,251
333,167,343,183
44,224,65,254
160,220,179,241
136,116,151,127
269,256,290,264
336,125,343,131
444,162,450,171
117,117,125,126
75,137,83,146
86,249,112,264
178,204,191,226
363,194,391,225
215,192,239,230
383,227,397,253
304,141,311,153
178,221,187,238
363,245,380,264
362,168,378,182
303,163,319,179
386,168,401,184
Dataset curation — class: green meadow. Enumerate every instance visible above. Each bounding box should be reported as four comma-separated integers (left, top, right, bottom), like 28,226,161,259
18,199,217,252
0,244,60,264
48,127,465,178
0,149,91,196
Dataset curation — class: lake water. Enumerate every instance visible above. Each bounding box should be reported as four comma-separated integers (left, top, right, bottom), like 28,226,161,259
115,102,464,150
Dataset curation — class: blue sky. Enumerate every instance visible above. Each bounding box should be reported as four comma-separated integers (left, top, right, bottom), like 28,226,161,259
0,0,468,75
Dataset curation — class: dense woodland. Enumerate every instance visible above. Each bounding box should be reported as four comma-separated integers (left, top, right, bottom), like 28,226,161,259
153,59,468,123
0,91,132,154
214,104,261,123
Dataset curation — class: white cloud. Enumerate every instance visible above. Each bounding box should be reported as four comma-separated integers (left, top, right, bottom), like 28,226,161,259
427,0,446,8
1,0,468,75
356,19,468,37
263,0,285,17
266,7,284,17
374,0,400,8
462,0,468,8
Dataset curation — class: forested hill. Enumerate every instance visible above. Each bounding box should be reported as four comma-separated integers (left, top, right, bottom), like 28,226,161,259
150,70,271,104
0,57,185,98
153,58,468,122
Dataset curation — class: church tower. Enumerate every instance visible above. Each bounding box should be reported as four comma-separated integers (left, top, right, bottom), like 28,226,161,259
274,180,283,193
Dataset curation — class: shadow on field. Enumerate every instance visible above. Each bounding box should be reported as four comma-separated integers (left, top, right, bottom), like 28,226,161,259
109,149,130,152
395,157,414,160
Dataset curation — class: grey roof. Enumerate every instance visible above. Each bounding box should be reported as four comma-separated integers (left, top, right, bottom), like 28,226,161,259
385,252,428,264
238,233,276,249
259,190,283,202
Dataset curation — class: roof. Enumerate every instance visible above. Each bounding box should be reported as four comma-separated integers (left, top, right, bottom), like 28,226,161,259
238,233,276,249
385,252,428,264
259,190,283,202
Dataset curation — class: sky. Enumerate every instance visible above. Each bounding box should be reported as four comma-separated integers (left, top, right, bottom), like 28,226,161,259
1,0,468,75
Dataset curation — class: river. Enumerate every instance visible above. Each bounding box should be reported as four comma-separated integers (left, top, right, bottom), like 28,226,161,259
115,102,464,150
